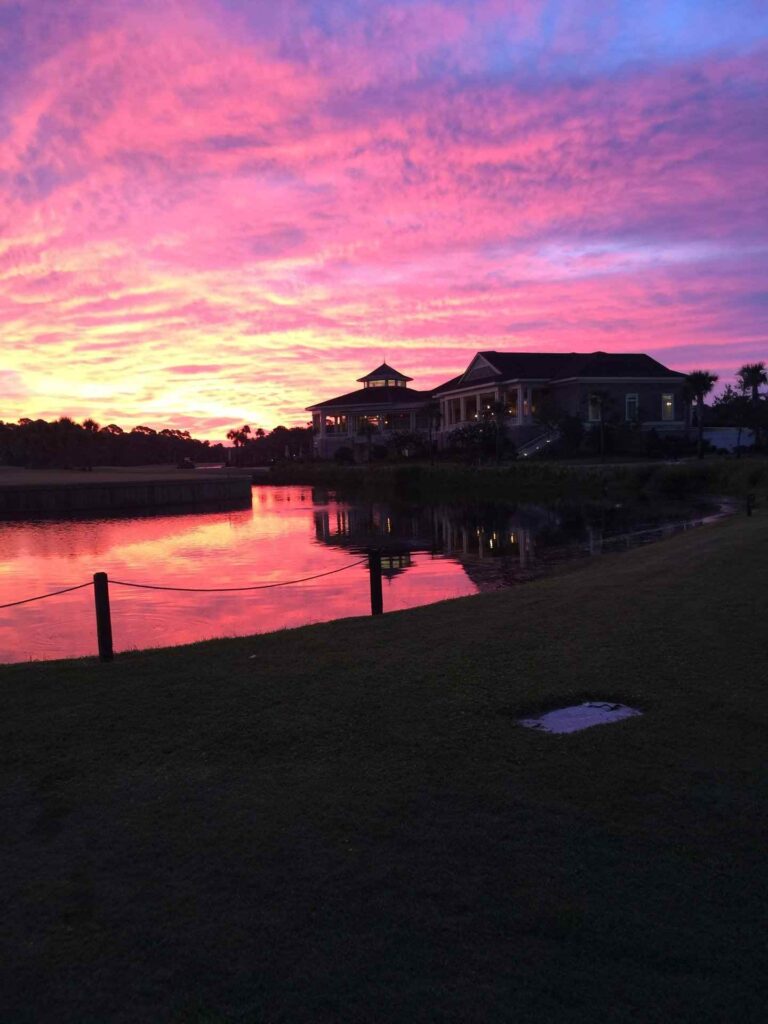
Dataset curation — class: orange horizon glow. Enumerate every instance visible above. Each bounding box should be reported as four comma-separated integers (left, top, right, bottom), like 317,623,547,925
2,1,767,440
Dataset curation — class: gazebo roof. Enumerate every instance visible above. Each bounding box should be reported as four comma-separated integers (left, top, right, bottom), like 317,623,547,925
356,362,413,383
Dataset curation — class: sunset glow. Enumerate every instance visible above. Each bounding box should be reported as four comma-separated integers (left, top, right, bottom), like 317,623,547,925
2,0,767,438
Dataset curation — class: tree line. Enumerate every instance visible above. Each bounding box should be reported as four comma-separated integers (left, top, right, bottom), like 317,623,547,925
225,424,313,464
0,416,227,468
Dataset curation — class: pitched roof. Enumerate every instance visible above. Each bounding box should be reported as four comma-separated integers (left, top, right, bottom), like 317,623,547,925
547,352,686,380
431,374,464,395
307,387,431,411
436,351,686,390
356,362,413,383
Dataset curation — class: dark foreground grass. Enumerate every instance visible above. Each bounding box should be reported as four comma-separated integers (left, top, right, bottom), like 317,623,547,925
2,514,768,1023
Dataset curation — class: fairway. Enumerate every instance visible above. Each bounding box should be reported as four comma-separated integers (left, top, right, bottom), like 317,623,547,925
2,513,767,1023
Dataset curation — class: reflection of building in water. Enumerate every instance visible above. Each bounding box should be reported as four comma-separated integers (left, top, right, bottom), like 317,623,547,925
439,517,536,568
313,504,440,554
379,552,413,579
312,504,436,580
312,499,555,591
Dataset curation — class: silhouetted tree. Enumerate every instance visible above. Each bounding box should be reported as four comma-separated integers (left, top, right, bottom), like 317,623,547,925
586,391,615,462
736,362,767,447
686,370,719,458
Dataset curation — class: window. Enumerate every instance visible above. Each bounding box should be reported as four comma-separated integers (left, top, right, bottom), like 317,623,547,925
588,394,602,422
625,394,639,422
324,415,348,434
383,412,411,431
365,378,406,389
505,390,519,418
448,398,461,424
463,396,478,421
661,393,674,421
356,414,380,433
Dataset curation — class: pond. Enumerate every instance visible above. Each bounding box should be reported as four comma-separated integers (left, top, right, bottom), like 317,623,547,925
0,485,717,663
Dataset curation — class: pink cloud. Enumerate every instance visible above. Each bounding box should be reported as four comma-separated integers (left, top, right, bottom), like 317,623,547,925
0,1,765,437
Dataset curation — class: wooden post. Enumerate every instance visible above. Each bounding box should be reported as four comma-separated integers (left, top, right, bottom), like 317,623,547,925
93,572,114,662
368,550,383,616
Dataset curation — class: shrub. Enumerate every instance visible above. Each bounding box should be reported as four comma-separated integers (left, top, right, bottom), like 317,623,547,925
333,446,355,465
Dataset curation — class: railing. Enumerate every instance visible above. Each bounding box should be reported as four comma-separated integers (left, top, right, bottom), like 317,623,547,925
0,553,384,664
517,430,559,459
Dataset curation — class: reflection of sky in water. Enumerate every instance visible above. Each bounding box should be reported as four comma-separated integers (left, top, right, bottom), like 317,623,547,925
0,487,477,663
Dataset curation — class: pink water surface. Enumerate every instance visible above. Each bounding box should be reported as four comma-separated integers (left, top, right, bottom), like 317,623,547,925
0,487,477,663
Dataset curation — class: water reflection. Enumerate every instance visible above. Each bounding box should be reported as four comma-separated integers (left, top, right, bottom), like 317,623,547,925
0,487,476,663
312,494,577,583
0,486,709,664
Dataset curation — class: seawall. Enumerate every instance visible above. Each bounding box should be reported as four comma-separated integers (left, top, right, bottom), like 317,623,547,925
0,472,253,516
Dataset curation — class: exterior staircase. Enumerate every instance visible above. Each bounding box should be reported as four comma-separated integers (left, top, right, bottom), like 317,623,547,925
516,429,559,459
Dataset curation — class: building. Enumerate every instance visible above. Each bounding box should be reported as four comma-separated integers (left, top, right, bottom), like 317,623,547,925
307,362,436,460
435,351,687,446
307,351,687,458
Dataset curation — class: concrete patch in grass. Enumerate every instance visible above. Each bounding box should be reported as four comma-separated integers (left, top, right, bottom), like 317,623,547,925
518,701,642,734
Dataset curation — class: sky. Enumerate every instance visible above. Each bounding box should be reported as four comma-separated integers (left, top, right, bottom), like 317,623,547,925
1,0,767,438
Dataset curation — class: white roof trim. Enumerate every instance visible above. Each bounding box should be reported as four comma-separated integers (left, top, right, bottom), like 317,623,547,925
459,353,501,382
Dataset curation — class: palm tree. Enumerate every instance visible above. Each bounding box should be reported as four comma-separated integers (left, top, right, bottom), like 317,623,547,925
426,400,441,464
736,361,767,404
358,418,377,462
490,400,507,464
685,371,719,458
81,418,100,470
226,424,251,447
587,391,614,462
225,424,252,466
736,362,767,447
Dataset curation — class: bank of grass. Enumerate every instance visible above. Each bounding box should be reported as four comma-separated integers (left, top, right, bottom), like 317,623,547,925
2,512,768,1022
269,454,768,504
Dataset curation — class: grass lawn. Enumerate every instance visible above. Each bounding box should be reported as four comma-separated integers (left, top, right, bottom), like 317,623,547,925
1,512,767,1022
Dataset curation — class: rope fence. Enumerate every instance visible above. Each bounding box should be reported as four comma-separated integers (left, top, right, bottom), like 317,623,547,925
109,559,367,593
0,554,382,662
0,581,94,611
0,497,748,663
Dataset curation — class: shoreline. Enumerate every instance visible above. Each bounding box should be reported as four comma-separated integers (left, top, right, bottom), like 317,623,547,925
0,464,253,516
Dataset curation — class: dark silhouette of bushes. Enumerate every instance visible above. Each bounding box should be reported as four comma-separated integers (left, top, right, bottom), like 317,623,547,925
0,417,226,468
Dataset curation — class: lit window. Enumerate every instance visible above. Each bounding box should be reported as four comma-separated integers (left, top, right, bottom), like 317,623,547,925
588,394,601,422
625,394,639,422
324,415,348,434
661,394,674,421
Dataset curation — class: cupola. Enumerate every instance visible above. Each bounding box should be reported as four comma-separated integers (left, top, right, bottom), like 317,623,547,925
356,362,413,389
